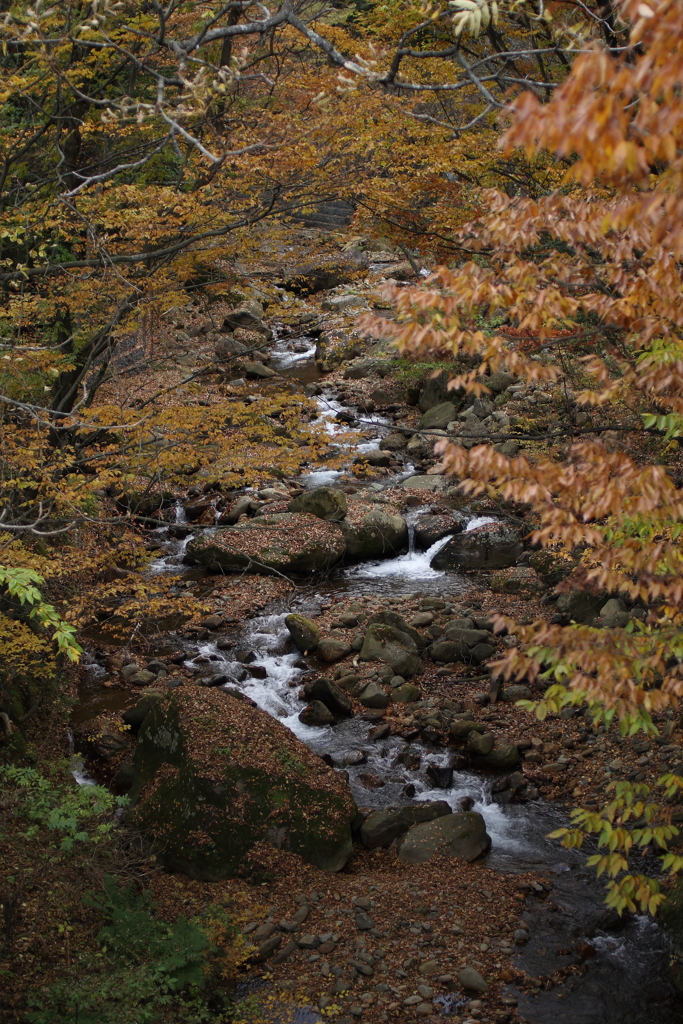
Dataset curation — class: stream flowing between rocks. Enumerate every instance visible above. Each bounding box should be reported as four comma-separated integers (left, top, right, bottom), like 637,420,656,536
78,333,682,1024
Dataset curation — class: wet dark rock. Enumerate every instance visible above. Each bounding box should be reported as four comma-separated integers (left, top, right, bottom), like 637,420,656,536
309,677,353,717
414,513,464,550
425,764,454,789
359,801,452,849
122,694,162,731
299,701,336,727
471,743,520,771
431,521,524,571
397,811,491,864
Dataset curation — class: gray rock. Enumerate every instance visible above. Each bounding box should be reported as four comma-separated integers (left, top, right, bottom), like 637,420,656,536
285,613,320,653
360,802,452,849
470,642,495,664
414,513,463,550
443,625,491,647
214,334,249,359
309,677,353,717
252,934,283,962
379,433,408,451
431,521,524,570
486,371,516,393
472,743,520,771
360,623,421,678
317,638,353,662
600,597,630,628
430,639,467,664
457,966,488,992
450,719,485,738
390,682,422,703
222,300,265,332
299,701,336,727
468,731,494,756
397,811,491,864
355,911,374,930
366,610,428,650
358,682,389,709
243,361,277,379
494,440,521,457
288,486,347,522
341,510,408,561
501,684,532,702
420,402,457,430
128,669,156,686
323,294,365,311
344,357,381,378
401,475,450,492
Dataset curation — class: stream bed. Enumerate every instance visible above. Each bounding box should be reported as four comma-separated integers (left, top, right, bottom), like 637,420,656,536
77,335,682,1023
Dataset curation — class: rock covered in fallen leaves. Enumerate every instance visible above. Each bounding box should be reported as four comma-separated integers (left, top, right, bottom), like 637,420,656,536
128,688,356,879
184,513,346,575
431,521,524,570
288,485,348,522
396,811,491,864
340,507,408,561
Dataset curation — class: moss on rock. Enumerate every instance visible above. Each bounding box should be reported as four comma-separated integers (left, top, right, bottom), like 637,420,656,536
128,688,355,880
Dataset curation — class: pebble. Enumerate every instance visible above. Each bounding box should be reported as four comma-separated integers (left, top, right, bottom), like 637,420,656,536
355,911,374,930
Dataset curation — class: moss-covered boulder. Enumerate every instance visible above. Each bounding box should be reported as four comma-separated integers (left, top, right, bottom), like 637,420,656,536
128,688,355,880
360,623,421,678
288,486,347,522
285,613,320,653
184,513,346,575
341,509,408,561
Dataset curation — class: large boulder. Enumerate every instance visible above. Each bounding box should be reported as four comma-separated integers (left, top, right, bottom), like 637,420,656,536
420,402,457,430
184,513,346,575
401,475,450,493
360,623,421,678
360,802,452,849
280,254,367,294
396,811,491,864
414,513,463,550
222,299,266,332
431,521,524,570
308,677,353,717
341,510,408,561
471,743,520,771
419,371,458,413
285,613,320,653
288,486,348,522
366,610,429,650
128,689,355,879
555,588,604,625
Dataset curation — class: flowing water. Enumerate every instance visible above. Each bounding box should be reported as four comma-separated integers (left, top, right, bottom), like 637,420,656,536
78,338,682,1023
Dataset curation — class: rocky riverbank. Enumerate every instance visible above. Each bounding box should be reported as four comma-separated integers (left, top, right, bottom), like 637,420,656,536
69,233,683,1024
